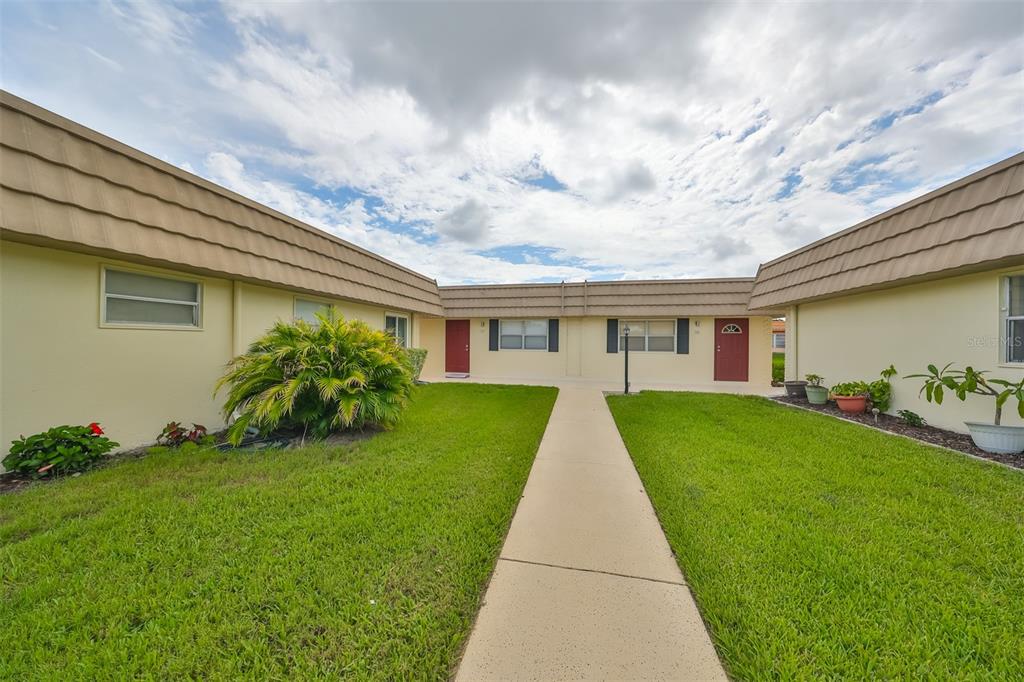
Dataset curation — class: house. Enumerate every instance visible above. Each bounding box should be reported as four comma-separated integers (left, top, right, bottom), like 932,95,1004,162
420,280,780,385
0,91,442,453
771,319,785,351
749,152,1024,433
3,89,1020,455
0,91,779,456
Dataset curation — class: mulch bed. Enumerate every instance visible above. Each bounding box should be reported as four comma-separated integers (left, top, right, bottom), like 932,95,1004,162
773,395,1024,470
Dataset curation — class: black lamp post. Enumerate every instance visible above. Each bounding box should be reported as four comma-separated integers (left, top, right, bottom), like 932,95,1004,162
623,324,630,395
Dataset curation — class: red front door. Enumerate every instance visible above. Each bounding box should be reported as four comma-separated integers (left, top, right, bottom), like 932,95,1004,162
714,318,749,382
445,319,470,374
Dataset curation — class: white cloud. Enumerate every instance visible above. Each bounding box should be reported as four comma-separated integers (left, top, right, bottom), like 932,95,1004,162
83,46,123,72
2,1,1021,284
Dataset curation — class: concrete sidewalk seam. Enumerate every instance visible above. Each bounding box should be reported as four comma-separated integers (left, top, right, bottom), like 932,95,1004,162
498,556,686,586
455,386,728,681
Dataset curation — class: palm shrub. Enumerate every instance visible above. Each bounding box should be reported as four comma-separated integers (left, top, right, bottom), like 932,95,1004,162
216,314,414,445
406,347,428,382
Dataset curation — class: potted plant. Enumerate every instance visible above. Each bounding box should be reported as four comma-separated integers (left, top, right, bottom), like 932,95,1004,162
804,374,828,405
906,364,1024,454
831,381,870,414
783,378,808,399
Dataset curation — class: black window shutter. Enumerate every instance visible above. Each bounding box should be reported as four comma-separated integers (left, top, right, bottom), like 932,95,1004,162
676,318,690,354
607,319,618,353
548,319,559,352
489,319,499,351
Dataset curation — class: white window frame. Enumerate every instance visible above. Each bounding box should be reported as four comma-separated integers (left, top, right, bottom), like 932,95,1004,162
294,297,333,325
772,332,786,349
619,320,676,353
100,265,202,330
1004,274,1024,364
385,312,410,348
499,319,548,351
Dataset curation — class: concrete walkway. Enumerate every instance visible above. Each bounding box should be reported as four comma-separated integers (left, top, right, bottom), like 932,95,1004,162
456,386,727,681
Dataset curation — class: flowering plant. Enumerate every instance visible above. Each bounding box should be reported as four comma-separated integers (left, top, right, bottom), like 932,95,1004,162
157,422,210,448
3,424,119,478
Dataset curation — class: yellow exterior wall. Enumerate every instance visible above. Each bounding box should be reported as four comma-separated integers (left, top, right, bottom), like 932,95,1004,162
1,241,233,455
419,317,446,378
1,241,417,460
418,315,774,388
233,284,403,351
789,267,1024,432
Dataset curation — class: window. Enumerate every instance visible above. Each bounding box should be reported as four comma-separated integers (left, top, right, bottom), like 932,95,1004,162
500,319,547,350
721,323,743,334
619,320,675,352
295,298,331,325
1006,275,1024,363
385,313,410,348
773,332,786,349
102,267,201,327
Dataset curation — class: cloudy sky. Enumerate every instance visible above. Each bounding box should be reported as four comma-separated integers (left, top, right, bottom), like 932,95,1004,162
2,2,1021,284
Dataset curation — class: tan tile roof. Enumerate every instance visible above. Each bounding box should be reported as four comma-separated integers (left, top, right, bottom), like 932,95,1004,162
0,91,444,315
440,278,781,318
750,153,1024,309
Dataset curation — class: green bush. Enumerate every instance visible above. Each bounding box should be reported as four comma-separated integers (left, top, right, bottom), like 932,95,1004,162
897,409,927,427
772,353,785,384
867,379,893,412
406,347,428,382
216,314,414,445
4,423,119,477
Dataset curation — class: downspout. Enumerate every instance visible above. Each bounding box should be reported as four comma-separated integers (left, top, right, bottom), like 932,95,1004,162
232,280,243,358
790,304,798,381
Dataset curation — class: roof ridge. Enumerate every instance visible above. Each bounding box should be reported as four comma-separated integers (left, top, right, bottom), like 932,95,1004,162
439,277,756,290
0,89,438,287
759,151,1024,270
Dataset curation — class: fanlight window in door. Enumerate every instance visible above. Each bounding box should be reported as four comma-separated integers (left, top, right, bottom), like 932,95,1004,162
721,323,743,334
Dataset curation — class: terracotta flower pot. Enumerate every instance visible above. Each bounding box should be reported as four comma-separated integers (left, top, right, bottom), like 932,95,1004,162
834,395,867,414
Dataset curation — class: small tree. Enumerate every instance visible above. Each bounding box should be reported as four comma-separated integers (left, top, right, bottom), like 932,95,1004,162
906,364,1024,426
216,314,414,444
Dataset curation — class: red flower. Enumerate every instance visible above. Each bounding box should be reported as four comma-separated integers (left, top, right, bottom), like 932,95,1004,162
88,422,104,435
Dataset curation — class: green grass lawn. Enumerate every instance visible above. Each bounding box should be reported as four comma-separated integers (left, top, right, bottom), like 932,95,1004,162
0,384,557,680
772,351,785,383
607,392,1024,680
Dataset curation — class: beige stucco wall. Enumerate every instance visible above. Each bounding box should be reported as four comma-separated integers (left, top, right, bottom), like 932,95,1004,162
1,241,416,460
233,283,405,352
419,315,774,388
1,241,233,456
787,267,1024,432
419,317,446,379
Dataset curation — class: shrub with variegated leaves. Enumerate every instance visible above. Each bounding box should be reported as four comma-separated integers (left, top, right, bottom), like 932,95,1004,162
216,314,413,445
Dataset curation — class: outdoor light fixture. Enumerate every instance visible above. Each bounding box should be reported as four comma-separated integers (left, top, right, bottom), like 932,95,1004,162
623,324,631,395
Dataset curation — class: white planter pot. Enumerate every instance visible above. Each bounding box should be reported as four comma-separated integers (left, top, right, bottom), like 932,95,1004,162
964,422,1024,455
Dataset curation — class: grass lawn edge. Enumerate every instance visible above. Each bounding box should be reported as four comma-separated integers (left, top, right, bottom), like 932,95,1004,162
446,384,560,677
605,390,1024,679
1,383,561,680
773,397,1023,473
